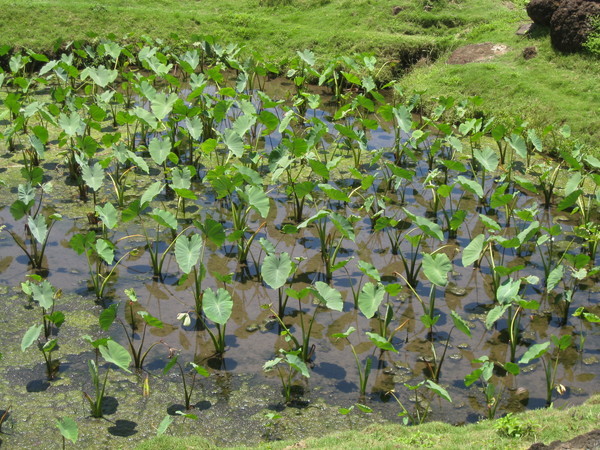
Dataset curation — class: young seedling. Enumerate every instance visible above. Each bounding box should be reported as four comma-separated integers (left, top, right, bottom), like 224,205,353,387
387,379,452,425
201,287,233,355
163,354,209,410
21,277,64,340
572,307,600,353
263,348,310,404
519,335,572,407
84,339,132,418
21,323,60,380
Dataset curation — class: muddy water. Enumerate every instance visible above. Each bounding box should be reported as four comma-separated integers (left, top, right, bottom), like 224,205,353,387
0,90,599,447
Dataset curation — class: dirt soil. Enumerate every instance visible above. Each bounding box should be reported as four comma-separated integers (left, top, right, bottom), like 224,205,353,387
529,429,600,449
447,42,509,64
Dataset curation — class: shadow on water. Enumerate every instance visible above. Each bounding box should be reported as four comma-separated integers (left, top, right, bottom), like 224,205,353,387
108,419,138,437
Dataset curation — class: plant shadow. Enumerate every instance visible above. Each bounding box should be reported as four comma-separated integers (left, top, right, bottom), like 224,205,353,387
107,419,138,437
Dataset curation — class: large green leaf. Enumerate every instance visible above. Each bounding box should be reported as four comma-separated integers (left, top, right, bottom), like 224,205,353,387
95,203,118,230
403,209,443,241
81,161,104,192
485,304,509,329
175,233,203,274
203,287,233,325
519,341,550,364
318,184,350,202
422,253,452,287
496,278,521,305
85,65,118,88
357,260,381,281
425,380,452,403
473,147,499,172
358,282,385,319
148,137,172,166
450,310,471,338
547,265,564,292
21,323,43,351
462,233,485,267
330,212,355,241
456,176,483,199
262,252,292,290
223,128,244,158
150,208,177,230
99,340,132,372
140,181,164,207
285,352,310,378
150,92,178,121
31,280,55,310
313,281,344,311
366,332,398,353
28,215,48,244
95,239,115,265
245,185,270,218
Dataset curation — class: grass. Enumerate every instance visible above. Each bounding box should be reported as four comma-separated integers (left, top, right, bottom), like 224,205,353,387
0,1,598,145
135,394,600,449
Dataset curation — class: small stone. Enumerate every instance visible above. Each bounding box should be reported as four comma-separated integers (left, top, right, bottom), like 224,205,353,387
516,23,534,35
246,324,259,333
523,46,538,60
447,285,468,296
449,353,462,360
457,343,470,349
583,356,599,365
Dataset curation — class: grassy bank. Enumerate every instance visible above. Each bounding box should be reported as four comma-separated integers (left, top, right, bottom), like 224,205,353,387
0,0,598,144
136,394,600,449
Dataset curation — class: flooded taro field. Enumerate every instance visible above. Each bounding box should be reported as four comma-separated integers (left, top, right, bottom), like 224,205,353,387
0,40,599,447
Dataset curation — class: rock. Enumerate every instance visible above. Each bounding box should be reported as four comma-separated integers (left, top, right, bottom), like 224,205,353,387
447,42,509,64
391,6,403,15
516,22,535,35
526,0,562,26
550,0,600,52
523,46,538,59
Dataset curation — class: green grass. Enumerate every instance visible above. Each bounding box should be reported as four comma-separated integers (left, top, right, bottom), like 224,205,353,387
135,394,600,449
0,0,598,145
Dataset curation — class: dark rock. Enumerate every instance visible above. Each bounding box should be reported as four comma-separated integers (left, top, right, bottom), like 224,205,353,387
550,0,600,52
523,46,538,59
526,0,562,26
392,6,403,15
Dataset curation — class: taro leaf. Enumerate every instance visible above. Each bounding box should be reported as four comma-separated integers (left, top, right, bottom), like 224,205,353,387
245,185,270,218
69,231,96,254
203,287,233,325
157,415,174,436
313,281,344,312
403,209,443,240
150,92,178,121
519,341,550,365
171,166,192,191
473,147,499,172
95,239,114,265
485,304,509,330
318,183,350,202
425,380,452,403
259,237,277,256
517,220,540,244
551,334,572,351
262,252,292,290
547,265,564,292
504,362,520,375
464,368,483,387
357,260,381,281
150,208,177,230
450,310,471,338
420,314,439,328
56,417,78,444
462,233,485,267
235,164,262,186
358,282,385,319
58,112,84,136
10,199,33,220
99,340,132,372
201,218,226,247
366,332,398,353
507,134,527,160
138,311,164,328
95,203,118,229
21,323,43,351
46,311,65,328
31,279,55,310
496,278,521,305
393,105,412,133
573,307,600,323
285,352,310,378
223,128,244,158
28,215,47,244
99,303,119,331
140,181,164,207
557,189,583,212
184,116,203,141
331,326,356,339
330,212,355,241
148,137,172,166
81,161,104,192
175,233,203,274
86,65,118,88
456,176,483,199
422,253,452,287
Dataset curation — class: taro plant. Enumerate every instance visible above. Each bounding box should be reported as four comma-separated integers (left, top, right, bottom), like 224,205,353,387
266,281,344,362
261,249,294,316
21,323,60,380
263,348,310,404
163,354,209,410
200,287,234,355
84,339,132,418
175,231,206,315
572,307,600,353
7,181,62,271
427,310,472,382
386,379,452,425
21,276,64,340
518,335,572,406
69,231,133,299
464,356,520,420
99,290,167,370
332,326,398,397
